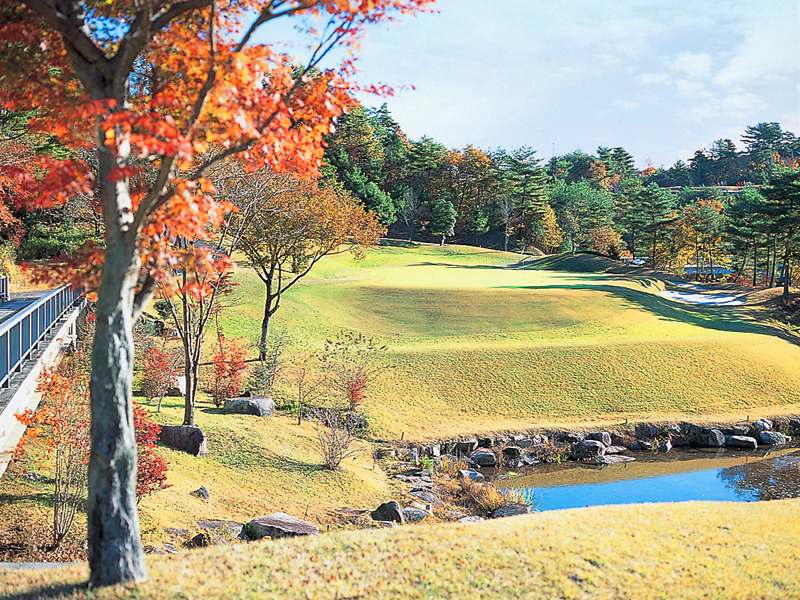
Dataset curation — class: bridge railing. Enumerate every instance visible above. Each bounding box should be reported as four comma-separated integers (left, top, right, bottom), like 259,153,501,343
0,285,84,388
0,276,9,303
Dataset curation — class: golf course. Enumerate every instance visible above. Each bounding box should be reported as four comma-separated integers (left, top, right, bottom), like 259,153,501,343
224,241,800,439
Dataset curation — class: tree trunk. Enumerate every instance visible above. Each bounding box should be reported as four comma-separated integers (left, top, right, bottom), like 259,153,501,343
770,235,777,287
259,280,277,361
88,234,147,586
783,234,791,304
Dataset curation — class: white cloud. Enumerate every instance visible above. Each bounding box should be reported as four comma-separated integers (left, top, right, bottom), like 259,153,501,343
671,52,713,79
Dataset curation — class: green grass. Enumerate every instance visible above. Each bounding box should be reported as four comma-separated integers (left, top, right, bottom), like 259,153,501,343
4,499,799,599
221,243,800,439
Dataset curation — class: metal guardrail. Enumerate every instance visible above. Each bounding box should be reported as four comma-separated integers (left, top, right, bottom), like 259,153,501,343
0,285,83,388
0,276,8,303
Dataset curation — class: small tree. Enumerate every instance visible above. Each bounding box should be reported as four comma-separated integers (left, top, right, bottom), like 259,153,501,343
132,404,170,503
247,333,288,397
397,185,422,242
310,408,362,471
208,332,247,408
429,198,456,246
15,348,91,551
141,344,182,412
319,332,389,410
286,350,326,425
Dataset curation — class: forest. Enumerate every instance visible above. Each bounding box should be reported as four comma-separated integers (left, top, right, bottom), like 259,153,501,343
321,105,800,296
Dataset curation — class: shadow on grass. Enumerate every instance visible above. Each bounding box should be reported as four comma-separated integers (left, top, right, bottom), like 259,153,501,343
496,283,800,346
1,579,89,600
0,492,56,509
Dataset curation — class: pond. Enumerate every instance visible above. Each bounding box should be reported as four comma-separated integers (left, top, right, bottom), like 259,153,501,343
495,446,800,512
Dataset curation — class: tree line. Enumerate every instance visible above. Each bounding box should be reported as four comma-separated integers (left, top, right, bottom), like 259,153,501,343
321,104,800,300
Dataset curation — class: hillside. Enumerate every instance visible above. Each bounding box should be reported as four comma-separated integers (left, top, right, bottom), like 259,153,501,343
4,499,799,599
223,242,800,439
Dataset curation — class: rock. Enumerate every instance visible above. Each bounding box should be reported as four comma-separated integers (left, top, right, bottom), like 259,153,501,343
454,438,479,454
145,545,167,555
159,424,207,457
423,444,441,458
195,520,246,543
247,513,319,539
373,521,400,528
490,502,531,519
638,440,653,450
759,431,787,445
594,455,636,466
586,431,612,447
574,439,606,458
564,432,584,444
507,455,540,469
731,425,750,436
624,440,645,451
502,446,523,459
470,449,497,467
604,445,627,455
187,533,210,548
223,397,275,417
165,375,187,397
458,469,485,482
703,429,725,448
371,501,404,524
658,439,673,453
401,508,429,523
162,543,180,554
530,434,547,446
516,438,533,448
164,527,192,538
725,435,758,449
788,419,800,434
752,419,773,433
477,437,494,448
611,432,627,446
409,489,442,505
458,516,485,523
190,485,210,501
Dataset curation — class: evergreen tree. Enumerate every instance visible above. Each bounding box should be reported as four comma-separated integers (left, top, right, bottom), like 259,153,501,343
638,184,679,269
429,198,456,246
761,168,800,303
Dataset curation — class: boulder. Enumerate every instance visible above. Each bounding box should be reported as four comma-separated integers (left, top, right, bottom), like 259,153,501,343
731,425,750,436
458,516,485,524
574,439,606,458
401,508,429,523
423,444,441,458
371,501,404,524
502,446,523,459
564,432,584,444
752,418,773,433
409,489,443,506
759,431,787,445
788,419,800,434
586,431,612,447
373,521,400,528
453,438,479,454
477,437,494,448
490,503,531,519
223,397,275,417
247,513,319,539
725,435,758,449
604,445,627,455
703,429,725,448
159,424,207,457
458,469,485,482
593,455,636,466
190,485,210,501
515,437,533,448
658,439,673,453
196,519,246,542
470,449,497,467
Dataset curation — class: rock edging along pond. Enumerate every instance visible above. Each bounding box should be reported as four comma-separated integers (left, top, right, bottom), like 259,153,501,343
381,416,800,470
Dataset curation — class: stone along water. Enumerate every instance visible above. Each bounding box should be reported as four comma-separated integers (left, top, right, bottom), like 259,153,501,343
497,447,800,511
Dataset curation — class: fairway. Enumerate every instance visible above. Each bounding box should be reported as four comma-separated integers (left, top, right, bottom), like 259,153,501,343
225,243,800,439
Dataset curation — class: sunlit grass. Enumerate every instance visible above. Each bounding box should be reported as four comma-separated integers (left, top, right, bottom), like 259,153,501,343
4,499,799,599
219,243,800,439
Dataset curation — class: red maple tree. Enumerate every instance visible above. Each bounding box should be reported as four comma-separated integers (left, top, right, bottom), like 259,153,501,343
132,403,171,502
0,0,434,586
208,332,247,407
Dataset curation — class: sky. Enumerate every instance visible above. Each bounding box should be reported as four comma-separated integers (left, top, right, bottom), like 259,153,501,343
266,0,800,169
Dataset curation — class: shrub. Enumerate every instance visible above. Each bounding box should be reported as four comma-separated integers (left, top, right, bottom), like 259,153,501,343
132,403,171,502
141,345,182,412
310,408,362,470
319,331,389,410
208,333,247,407
248,333,287,397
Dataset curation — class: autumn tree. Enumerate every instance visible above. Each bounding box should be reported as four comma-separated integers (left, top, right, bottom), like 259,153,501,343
229,172,384,358
0,0,433,586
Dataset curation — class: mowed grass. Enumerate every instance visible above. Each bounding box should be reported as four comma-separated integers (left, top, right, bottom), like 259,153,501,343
222,243,800,439
4,499,800,599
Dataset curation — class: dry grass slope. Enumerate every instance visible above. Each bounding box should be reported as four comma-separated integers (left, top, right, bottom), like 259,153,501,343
3,499,799,599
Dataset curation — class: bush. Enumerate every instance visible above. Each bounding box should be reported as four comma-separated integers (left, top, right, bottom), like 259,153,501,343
208,333,246,407
310,408,362,470
319,331,389,410
132,403,171,502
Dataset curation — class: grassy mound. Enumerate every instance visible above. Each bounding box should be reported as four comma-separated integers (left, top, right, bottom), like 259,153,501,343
223,243,800,439
4,499,799,599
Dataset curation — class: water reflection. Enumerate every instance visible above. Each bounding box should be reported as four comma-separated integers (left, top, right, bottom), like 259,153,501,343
497,448,800,512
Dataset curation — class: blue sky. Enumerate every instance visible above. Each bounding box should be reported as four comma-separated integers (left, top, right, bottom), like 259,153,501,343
265,0,800,169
